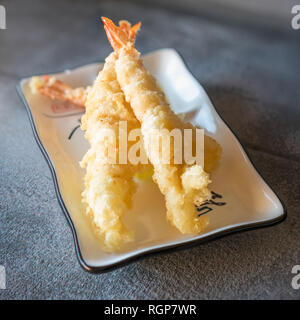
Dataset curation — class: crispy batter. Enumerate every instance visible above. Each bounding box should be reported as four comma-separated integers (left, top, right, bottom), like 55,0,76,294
80,52,143,251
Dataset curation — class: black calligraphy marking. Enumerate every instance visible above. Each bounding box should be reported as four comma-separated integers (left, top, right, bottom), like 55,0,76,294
68,119,81,140
196,206,213,216
201,199,227,206
211,191,222,199
196,191,226,217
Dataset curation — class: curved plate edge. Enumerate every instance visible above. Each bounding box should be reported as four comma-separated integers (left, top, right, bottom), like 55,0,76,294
16,50,287,273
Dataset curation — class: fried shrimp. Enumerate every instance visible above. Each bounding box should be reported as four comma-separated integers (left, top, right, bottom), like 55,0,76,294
80,21,147,251
102,17,221,234
80,50,141,251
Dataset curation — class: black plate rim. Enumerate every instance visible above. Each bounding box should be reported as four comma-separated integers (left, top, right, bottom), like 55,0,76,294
16,48,287,274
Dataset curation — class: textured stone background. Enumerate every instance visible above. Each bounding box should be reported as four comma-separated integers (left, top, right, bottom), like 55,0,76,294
0,0,299,299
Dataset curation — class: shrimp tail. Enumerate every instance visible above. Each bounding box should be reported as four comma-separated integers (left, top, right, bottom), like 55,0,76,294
101,17,141,51
102,17,213,235
29,75,88,108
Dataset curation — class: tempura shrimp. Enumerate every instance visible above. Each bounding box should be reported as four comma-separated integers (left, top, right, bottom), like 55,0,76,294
80,51,141,251
102,17,221,234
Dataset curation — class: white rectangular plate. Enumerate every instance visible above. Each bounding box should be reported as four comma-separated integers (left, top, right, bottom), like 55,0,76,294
17,49,286,273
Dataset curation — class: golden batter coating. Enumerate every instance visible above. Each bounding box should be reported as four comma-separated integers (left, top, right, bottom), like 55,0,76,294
80,52,140,251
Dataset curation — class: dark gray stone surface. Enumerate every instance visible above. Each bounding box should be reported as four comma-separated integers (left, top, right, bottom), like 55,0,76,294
0,0,299,299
